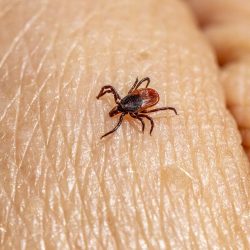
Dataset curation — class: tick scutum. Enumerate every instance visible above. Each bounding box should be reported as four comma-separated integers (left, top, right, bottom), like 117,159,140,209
119,94,143,112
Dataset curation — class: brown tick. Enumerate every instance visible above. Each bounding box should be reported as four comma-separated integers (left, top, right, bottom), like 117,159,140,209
96,77,177,139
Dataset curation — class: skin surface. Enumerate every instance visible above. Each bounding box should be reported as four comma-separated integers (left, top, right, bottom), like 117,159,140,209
187,0,250,159
0,0,249,249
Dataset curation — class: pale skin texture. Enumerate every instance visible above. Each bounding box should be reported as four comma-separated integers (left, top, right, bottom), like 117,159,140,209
0,0,249,249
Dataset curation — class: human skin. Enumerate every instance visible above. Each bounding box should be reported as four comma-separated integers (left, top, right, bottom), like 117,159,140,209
187,0,250,159
0,0,249,249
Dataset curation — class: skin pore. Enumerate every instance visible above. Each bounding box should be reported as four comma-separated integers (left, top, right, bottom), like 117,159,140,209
0,0,249,249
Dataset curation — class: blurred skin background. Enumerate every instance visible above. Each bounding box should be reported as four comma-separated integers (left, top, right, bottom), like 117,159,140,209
0,0,249,249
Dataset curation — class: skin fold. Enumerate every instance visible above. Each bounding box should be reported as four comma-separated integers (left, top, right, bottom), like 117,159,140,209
0,0,249,249
187,0,250,159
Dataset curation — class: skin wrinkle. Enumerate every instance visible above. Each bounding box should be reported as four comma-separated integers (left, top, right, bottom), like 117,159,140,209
48,41,80,147
159,190,171,248
0,87,20,122
0,1,20,19
178,63,198,184
173,41,229,246
18,121,39,169
19,50,29,83
136,179,152,246
12,85,22,245
99,172,120,248
0,6,45,69
4,174,31,249
168,51,196,182
38,64,71,250
23,73,54,119
89,152,107,246
0,0,249,249
21,26,47,82
187,194,208,249
81,186,96,249
57,156,76,249
198,78,236,246
98,160,115,244
161,186,183,248
195,91,238,247
35,33,57,76
166,186,188,249
158,140,184,247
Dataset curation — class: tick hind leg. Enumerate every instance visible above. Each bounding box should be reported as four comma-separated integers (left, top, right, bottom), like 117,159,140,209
137,114,154,135
130,113,145,133
97,85,121,104
101,114,125,139
141,107,178,115
128,77,151,93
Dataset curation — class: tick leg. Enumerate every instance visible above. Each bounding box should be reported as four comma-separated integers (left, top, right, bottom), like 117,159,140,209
128,77,151,93
137,77,150,89
97,85,121,104
138,114,154,135
141,107,178,115
128,77,139,94
101,114,125,139
130,113,145,133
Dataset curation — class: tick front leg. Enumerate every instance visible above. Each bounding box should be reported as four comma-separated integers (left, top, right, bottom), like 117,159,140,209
101,114,125,139
141,107,178,115
130,113,145,133
128,77,139,94
128,77,150,93
96,85,121,104
137,114,154,135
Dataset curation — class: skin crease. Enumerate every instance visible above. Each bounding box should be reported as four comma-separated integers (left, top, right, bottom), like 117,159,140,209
0,0,249,249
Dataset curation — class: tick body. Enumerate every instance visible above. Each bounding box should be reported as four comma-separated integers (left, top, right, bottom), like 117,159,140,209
96,77,177,139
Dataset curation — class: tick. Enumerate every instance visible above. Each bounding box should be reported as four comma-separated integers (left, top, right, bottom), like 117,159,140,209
96,77,177,139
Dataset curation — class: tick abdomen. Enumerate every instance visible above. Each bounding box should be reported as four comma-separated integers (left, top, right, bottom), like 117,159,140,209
134,88,159,111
